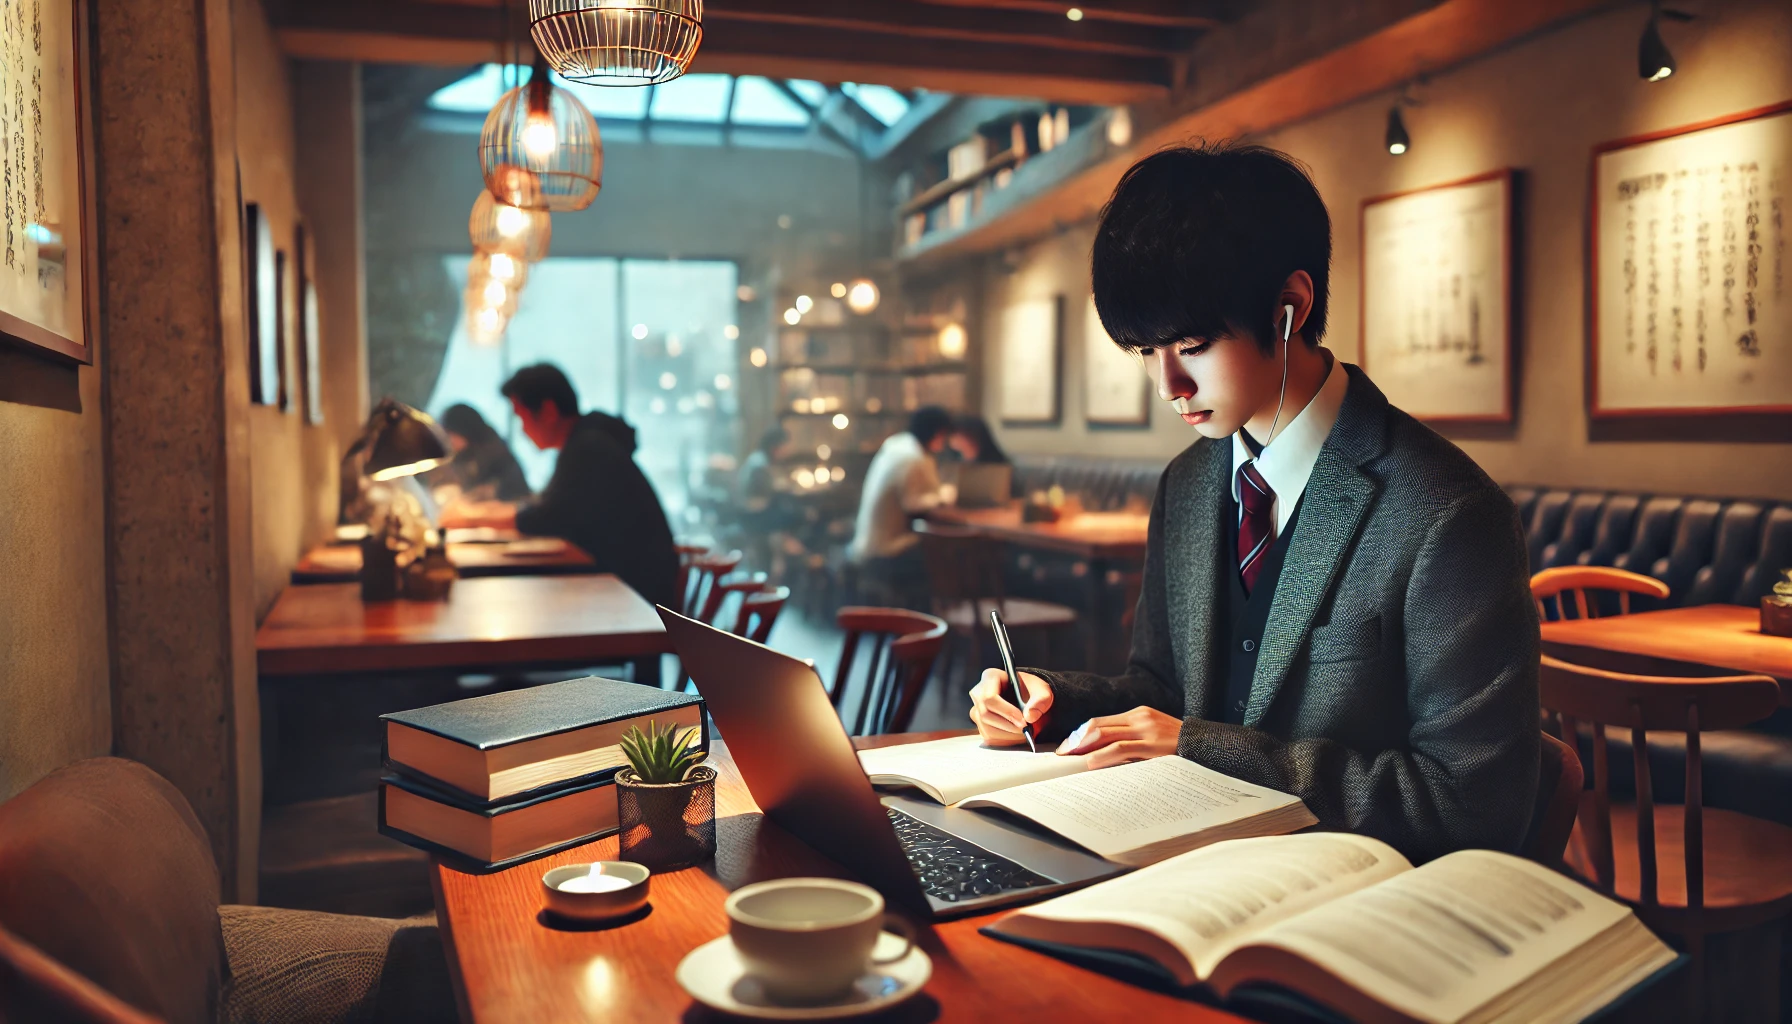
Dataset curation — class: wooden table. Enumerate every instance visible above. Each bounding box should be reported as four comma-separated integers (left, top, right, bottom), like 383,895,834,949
1541,605,1792,701
292,540,596,584
256,575,669,678
431,731,1248,1024
927,505,1149,561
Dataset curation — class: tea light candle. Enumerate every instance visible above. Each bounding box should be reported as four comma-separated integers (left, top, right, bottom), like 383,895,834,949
555,868,635,894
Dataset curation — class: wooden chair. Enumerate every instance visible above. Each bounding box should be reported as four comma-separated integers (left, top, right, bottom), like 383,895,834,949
1523,730,1584,868
913,521,1081,687
1530,566,1670,622
683,549,742,618
674,543,710,611
1542,655,1792,1017
830,608,949,737
699,570,768,628
732,586,791,644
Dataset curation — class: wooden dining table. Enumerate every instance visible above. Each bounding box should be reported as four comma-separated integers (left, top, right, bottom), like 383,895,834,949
926,504,1150,561
430,730,1250,1024
1540,604,1792,702
255,574,669,679
291,539,596,584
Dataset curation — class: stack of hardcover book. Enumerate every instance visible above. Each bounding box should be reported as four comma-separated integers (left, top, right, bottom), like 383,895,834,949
377,676,706,871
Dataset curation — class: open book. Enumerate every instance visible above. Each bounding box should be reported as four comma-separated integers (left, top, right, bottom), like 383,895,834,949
985,833,1678,1024
856,734,1316,867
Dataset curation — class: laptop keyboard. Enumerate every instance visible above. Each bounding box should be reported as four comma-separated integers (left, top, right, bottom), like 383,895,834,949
886,807,1053,903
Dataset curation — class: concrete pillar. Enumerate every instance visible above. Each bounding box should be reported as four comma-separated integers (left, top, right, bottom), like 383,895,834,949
91,0,261,901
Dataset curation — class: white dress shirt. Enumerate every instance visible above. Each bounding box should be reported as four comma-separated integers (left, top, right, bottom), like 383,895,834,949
1230,353,1348,540
849,431,942,561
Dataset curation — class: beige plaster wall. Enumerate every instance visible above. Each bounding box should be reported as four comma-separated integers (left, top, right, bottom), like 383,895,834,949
979,0,1792,500
0,352,113,801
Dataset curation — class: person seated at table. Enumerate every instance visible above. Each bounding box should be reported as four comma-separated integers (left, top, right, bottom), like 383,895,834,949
440,364,680,610
969,143,1540,864
847,406,951,603
738,425,795,515
429,403,531,503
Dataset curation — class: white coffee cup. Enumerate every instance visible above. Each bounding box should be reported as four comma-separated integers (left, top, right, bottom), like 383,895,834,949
724,878,914,1005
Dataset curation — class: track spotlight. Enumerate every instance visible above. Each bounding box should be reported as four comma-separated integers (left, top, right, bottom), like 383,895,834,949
1639,3,1694,83
1385,105,1410,155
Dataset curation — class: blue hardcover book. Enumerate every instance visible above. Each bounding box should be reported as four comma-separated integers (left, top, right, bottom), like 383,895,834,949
380,676,705,807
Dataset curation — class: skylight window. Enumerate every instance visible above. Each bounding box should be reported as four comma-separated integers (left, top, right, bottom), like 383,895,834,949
650,73,732,122
428,64,511,113
842,83,910,126
784,80,830,108
580,82,650,121
729,77,811,127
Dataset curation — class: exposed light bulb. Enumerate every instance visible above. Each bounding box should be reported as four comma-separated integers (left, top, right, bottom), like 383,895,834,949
749,347,768,367
482,279,511,307
830,282,847,298
488,253,521,282
832,413,850,429
795,295,814,314
845,279,879,314
1066,7,1084,21
496,204,529,237
783,308,801,325
938,323,968,359
521,113,558,159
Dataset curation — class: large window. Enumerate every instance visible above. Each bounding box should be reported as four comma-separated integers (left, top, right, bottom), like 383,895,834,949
426,257,739,522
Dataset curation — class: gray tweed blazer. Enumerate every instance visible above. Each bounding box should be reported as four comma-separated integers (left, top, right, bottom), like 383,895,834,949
1031,364,1541,863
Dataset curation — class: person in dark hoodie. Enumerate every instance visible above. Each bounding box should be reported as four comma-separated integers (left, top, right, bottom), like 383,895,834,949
439,364,680,610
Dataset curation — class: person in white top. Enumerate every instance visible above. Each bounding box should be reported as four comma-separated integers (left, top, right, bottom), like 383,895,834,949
848,406,953,597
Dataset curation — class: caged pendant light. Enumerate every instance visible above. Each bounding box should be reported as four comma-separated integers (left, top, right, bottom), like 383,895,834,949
528,0,703,87
479,56,603,211
469,190,553,263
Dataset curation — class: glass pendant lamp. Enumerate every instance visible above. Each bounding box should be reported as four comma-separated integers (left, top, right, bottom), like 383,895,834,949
479,55,603,211
469,190,552,263
528,0,703,86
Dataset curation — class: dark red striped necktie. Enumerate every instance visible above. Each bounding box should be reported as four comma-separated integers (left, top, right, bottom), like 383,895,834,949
1237,461,1276,594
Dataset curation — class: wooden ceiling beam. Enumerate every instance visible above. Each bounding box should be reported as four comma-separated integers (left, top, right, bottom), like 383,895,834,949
917,0,1226,29
704,0,1196,57
272,1,1175,104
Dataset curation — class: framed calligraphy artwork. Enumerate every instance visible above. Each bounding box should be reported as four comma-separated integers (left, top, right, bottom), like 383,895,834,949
1591,101,1792,416
0,0,96,363
997,294,1061,426
1359,169,1515,423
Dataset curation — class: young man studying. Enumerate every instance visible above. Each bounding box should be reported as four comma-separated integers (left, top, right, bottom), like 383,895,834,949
970,144,1541,863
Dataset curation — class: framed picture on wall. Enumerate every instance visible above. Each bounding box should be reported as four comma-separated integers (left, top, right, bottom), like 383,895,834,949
1590,100,1792,417
997,295,1061,425
244,203,280,406
0,0,98,363
275,248,291,411
1082,294,1149,426
1359,169,1514,423
296,224,324,424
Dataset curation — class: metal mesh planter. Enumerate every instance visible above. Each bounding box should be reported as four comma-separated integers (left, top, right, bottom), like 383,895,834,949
616,764,716,871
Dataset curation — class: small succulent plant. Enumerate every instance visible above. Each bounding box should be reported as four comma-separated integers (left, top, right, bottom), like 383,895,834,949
619,720,706,784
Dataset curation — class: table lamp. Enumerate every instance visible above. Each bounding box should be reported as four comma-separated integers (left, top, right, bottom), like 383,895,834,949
338,398,453,527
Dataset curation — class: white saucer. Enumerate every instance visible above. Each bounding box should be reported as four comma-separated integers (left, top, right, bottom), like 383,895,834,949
675,932,931,1020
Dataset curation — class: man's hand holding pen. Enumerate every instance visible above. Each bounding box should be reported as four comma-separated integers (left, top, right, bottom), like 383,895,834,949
970,670,1182,768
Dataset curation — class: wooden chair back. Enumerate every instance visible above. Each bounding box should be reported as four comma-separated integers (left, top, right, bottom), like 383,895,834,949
831,607,949,736
684,549,742,617
0,925,163,1024
1523,730,1584,868
699,571,768,627
675,543,709,611
733,586,791,644
1539,654,1780,910
1530,566,1669,621
913,521,1006,617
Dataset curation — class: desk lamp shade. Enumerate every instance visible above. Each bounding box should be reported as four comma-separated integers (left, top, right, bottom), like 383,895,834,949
470,190,552,263
479,63,603,212
528,0,703,87
363,399,452,481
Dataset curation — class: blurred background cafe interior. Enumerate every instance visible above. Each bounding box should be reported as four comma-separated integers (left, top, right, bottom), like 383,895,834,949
4,0,1792,1021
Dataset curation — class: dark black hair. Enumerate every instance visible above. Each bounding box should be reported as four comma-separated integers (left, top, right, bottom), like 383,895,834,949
1091,142,1331,355
951,415,1008,464
758,425,791,453
500,363,580,418
908,406,953,446
438,403,502,448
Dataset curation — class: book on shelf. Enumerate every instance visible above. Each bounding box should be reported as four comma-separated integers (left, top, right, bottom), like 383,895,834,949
378,771,618,872
983,832,1680,1024
380,676,705,805
856,734,1316,867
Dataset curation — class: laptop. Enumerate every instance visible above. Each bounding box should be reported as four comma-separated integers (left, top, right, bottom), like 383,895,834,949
953,462,1013,509
657,606,1122,919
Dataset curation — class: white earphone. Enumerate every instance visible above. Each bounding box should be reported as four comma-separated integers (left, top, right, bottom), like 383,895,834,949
1261,304,1296,447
